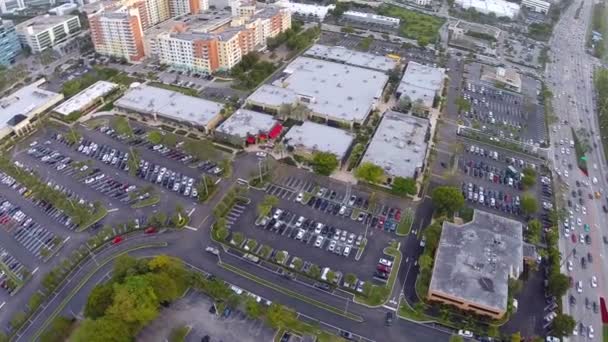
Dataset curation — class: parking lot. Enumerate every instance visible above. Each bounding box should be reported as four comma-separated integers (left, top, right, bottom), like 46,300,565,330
226,172,408,287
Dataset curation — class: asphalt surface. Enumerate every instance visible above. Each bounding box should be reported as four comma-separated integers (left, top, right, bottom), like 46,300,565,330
545,0,608,338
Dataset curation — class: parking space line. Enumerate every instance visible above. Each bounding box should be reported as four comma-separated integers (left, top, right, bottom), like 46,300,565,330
107,208,119,213
31,267,39,275
184,226,198,231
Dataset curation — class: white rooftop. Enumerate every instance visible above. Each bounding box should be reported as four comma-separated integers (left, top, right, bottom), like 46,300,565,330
54,81,118,116
284,121,353,160
343,10,400,25
275,0,334,20
115,85,223,126
305,44,397,72
0,80,62,131
397,61,445,108
215,109,277,138
361,111,429,179
455,0,520,18
248,57,387,123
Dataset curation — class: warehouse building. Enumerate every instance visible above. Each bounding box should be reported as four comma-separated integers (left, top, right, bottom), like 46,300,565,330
53,81,119,117
342,10,400,30
428,210,524,319
247,56,388,127
283,121,353,163
214,108,282,146
0,79,63,140
114,84,223,133
360,111,430,181
304,44,397,73
396,61,445,114
454,0,520,18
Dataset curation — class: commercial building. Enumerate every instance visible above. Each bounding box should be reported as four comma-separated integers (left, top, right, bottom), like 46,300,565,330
283,121,353,162
396,61,445,113
53,81,119,116
275,0,333,21
342,10,400,29
304,44,397,73
480,66,522,92
114,84,223,132
214,108,282,146
15,14,81,53
0,79,63,140
428,210,524,319
454,0,520,18
411,0,432,6
0,20,20,66
247,56,388,127
49,3,79,16
360,111,430,181
521,0,550,13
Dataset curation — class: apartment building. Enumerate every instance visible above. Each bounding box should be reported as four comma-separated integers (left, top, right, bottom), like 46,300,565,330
15,14,81,53
88,6,146,63
154,6,290,73
0,19,20,66
169,0,208,17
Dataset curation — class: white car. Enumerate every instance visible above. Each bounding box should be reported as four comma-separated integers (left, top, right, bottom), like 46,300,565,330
564,170,569,178
295,216,305,228
458,330,473,338
343,245,351,257
205,246,219,255
582,206,587,215
314,235,324,248
295,193,304,203
314,223,323,234
256,151,267,158
561,147,565,154
379,258,393,267
567,260,573,272
273,209,283,220
577,217,582,226
591,276,598,288
295,229,305,240
577,280,583,293
588,325,594,339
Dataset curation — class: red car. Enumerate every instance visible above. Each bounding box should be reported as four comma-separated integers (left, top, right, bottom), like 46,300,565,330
112,236,124,245
394,209,401,221
377,217,385,229
377,264,391,273
571,234,577,243
144,226,157,234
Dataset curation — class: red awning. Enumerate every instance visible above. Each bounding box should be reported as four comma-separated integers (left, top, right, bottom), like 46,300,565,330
246,136,256,144
268,123,283,139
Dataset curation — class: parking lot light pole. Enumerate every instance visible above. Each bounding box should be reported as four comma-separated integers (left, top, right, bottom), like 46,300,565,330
202,174,208,196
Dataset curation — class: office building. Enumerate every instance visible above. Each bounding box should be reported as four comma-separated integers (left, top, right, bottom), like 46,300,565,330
454,0,520,18
247,56,388,127
360,111,430,181
480,66,522,92
214,108,282,146
396,61,445,113
283,121,354,163
15,14,81,53
114,84,223,133
521,0,550,13
428,210,524,319
0,20,20,66
0,79,63,140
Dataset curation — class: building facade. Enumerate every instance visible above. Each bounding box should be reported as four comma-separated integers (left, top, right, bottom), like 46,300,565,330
88,6,146,63
521,0,550,13
15,15,81,53
0,20,20,66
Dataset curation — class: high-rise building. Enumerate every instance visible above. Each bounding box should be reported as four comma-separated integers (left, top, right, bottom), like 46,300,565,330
15,14,81,53
153,6,290,74
169,0,208,17
0,20,20,66
87,5,146,63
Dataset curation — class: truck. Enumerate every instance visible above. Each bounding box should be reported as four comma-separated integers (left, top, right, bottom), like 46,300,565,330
507,166,518,177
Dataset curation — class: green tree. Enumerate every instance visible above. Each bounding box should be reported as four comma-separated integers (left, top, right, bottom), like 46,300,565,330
411,98,427,117
84,283,114,319
145,272,179,304
355,162,385,183
522,174,536,189
526,219,542,244
552,314,576,338
418,254,434,271
455,96,471,113
311,152,339,176
521,195,538,216
112,254,142,282
244,296,264,319
396,95,412,112
147,131,163,144
257,195,279,217
449,336,464,342
431,186,465,215
548,273,570,297
508,278,523,295
308,264,321,279
344,273,357,286
232,232,245,246
266,304,298,329
392,177,417,196
106,276,159,326
70,317,131,342
511,332,521,342
40,316,74,342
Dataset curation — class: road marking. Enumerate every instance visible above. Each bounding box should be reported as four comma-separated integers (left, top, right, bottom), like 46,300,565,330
32,267,39,275
188,208,196,217
63,236,71,243
107,208,119,213
184,226,198,231
0,302,5,309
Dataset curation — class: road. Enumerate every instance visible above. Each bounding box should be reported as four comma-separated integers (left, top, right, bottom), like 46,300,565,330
545,0,608,338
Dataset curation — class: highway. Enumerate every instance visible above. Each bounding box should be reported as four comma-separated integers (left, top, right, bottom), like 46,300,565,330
546,0,607,338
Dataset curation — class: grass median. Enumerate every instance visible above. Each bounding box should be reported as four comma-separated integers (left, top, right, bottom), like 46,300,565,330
219,263,363,322
132,194,161,209
31,243,168,341
76,207,108,232
354,245,402,306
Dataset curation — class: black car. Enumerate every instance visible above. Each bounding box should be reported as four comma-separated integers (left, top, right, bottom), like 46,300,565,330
588,252,593,263
339,331,353,340
585,234,592,245
593,301,599,313
385,312,394,326
581,257,587,269
569,295,576,306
